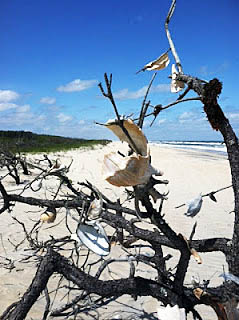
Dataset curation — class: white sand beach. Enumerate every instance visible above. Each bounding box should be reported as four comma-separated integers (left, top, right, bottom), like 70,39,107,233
0,142,234,319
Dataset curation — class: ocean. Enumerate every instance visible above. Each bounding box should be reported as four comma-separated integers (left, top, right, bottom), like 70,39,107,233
149,141,227,156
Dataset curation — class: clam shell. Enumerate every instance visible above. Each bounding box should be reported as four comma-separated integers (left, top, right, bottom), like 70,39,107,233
105,119,148,156
76,221,110,256
102,151,151,187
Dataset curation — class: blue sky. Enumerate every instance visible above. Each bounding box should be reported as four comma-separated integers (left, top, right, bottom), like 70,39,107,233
0,0,238,141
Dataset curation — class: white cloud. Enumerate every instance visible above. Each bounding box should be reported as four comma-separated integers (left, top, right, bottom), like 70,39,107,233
0,102,31,113
57,113,73,123
178,111,206,124
179,111,195,121
40,96,56,104
57,79,98,92
114,87,147,100
16,105,30,113
79,119,85,125
151,84,170,93
158,118,166,125
114,84,170,100
0,89,19,102
0,103,18,111
227,112,239,120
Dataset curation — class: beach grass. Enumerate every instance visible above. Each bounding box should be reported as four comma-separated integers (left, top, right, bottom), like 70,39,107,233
0,130,111,153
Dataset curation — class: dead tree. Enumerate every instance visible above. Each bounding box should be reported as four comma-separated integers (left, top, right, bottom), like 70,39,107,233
1,1,238,319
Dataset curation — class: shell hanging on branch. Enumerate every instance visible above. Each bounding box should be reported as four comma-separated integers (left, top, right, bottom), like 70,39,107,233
180,234,202,264
136,50,170,74
87,198,103,220
102,151,163,187
185,193,203,217
105,118,148,156
171,64,185,93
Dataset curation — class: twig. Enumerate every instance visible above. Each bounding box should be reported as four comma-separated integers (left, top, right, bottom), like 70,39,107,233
99,73,142,154
134,96,201,127
98,73,121,122
165,0,183,73
189,222,197,242
175,185,232,209
42,287,51,320
138,72,157,128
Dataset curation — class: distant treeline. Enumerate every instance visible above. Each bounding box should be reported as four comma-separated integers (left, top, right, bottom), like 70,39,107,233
0,130,111,153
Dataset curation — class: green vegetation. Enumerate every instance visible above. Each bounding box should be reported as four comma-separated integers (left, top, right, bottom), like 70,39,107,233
0,130,111,153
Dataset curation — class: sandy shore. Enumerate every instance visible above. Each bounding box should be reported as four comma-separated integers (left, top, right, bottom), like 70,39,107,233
0,142,234,319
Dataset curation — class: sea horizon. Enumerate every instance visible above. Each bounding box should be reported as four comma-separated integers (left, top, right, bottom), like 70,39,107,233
149,140,227,156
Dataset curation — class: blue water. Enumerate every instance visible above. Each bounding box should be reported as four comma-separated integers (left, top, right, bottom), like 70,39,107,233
149,141,227,156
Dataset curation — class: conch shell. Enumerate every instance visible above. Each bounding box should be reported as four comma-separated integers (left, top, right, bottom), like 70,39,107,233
105,119,147,156
102,151,162,187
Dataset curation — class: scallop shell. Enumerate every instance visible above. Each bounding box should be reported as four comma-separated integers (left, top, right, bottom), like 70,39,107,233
102,151,153,187
105,119,148,156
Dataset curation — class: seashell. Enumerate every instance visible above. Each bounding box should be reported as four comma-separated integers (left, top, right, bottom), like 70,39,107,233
40,207,56,223
180,234,202,264
105,119,148,156
31,179,42,192
136,50,170,74
102,151,153,187
190,248,202,264
87,198,103,220
53,158,61,169
185,193,203,217
157,304,186,320
171,64,185,93
193,288,205,300
76,221,110,256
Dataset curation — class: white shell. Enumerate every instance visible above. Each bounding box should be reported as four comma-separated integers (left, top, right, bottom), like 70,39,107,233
185,194,203,217
53,158,61,169
157,305,186,320
171,64,185,93
87,198,103,220
105,119,148,156
76,221,109,256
